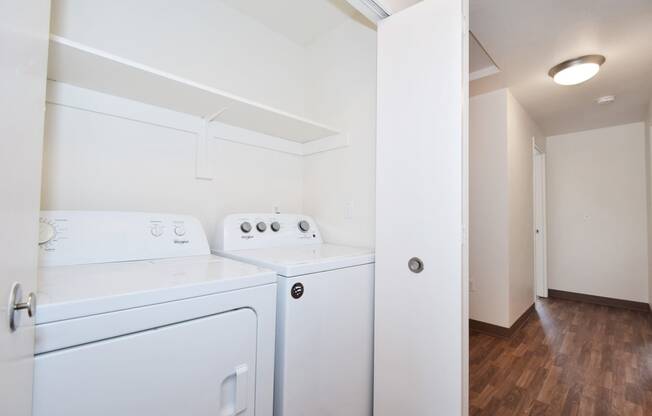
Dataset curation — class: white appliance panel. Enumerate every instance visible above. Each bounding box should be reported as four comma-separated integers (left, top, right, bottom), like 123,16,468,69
217,244,374,277
34,308,257,416
39,211,209,266
37,254,275,324
274,263,374,416
215,213,322,251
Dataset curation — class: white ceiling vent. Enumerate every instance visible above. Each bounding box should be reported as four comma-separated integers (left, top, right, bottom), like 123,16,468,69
346,0,392,23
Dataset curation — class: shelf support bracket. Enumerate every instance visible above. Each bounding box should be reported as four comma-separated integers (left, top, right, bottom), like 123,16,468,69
195,109,227,180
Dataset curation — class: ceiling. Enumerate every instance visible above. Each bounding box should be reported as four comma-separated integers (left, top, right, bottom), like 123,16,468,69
218,0,362,46
469,33,499,79
470,0,652,136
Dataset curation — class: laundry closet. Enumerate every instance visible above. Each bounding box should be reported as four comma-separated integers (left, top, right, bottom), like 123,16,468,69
42,0,377,248
2,1,467,415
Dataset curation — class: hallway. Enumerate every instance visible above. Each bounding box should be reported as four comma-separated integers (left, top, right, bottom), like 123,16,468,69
470,299,652,415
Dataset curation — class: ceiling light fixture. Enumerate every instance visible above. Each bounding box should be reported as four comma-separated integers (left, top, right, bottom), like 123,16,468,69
548,55,606,86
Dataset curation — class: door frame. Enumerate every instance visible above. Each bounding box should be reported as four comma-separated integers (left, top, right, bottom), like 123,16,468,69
533,142,548,298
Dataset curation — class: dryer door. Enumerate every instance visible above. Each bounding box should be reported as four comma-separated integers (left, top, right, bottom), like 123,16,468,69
33,308,257,416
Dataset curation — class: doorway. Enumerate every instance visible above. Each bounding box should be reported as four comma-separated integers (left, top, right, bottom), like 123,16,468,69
533,143,548,298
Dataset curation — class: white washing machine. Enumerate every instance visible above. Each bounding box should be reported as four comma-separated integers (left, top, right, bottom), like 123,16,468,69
213,213,374,416
34,211,277,416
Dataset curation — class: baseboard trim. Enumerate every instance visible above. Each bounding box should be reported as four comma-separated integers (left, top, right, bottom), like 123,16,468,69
469,303,535,339
547,289,649,312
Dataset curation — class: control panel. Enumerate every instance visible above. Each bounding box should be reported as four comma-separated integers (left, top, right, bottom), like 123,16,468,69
214,213,323,251
38,211,210,267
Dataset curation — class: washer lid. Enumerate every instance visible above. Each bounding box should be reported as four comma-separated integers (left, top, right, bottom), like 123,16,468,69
36,255,276,324
216,244,375,277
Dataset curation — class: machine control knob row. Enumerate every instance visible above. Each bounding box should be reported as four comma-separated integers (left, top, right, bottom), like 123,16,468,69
241,221,282,233
298,220,310,233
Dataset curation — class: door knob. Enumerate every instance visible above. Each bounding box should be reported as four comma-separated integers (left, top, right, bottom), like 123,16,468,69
7,282,36,332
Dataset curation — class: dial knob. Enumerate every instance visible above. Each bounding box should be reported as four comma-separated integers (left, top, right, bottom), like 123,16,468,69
256,222,267,232
150,224,164,237
240,222,252,233
298,220,310,233
38,222,55,245
174,225,186,236
271,221,281,232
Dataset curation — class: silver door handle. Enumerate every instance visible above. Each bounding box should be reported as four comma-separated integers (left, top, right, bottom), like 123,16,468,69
7,282,36,332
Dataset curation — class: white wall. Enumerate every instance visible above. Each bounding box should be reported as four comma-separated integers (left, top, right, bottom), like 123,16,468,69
303,18,377,248
44,1,377,247
506,91,542,324
51,0,307,115
469,89,510,326
469,89,542,327
547,122,649,303
41,99,304,244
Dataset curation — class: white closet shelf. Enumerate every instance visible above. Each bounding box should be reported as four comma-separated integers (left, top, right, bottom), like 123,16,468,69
47,35,342,144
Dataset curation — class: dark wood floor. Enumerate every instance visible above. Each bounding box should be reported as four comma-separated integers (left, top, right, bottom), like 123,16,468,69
469,298,652,415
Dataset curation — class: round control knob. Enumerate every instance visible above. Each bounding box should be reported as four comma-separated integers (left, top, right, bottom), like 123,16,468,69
271,221,281,232
240,222,252,233
38,222,55,245
298,220,310,233
256,222,267,232
174,225,186,236
150,224,164,237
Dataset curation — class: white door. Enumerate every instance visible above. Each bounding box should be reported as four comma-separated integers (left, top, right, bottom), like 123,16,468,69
0,1,50,415
33,309,257,416
533,148,548,298
374,1,468,415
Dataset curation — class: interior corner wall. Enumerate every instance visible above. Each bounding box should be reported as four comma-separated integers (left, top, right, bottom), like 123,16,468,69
44,1,378,248
469,89,510,327
470,89,543,328
43,0,309,243
506,90,542,325
547,122,649,303
302,18,377,248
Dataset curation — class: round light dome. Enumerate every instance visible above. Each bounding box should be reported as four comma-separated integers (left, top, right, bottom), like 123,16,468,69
548,55,605,86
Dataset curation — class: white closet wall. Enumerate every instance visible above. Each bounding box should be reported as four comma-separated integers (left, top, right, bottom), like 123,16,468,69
43,1,376,246
43,0,308,242
303,17,377,248
50,0,307,115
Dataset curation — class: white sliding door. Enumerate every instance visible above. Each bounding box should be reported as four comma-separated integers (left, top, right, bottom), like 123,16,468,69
374,0,468,415
0,1,51,415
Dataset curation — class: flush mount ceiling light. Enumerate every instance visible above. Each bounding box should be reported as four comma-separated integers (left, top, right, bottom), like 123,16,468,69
548,55,606,86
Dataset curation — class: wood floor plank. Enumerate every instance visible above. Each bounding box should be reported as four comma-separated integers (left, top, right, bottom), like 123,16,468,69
470,298,652,415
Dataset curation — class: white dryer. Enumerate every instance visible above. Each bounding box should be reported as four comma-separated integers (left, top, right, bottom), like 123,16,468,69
213,213,374,416
34,211,277,416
